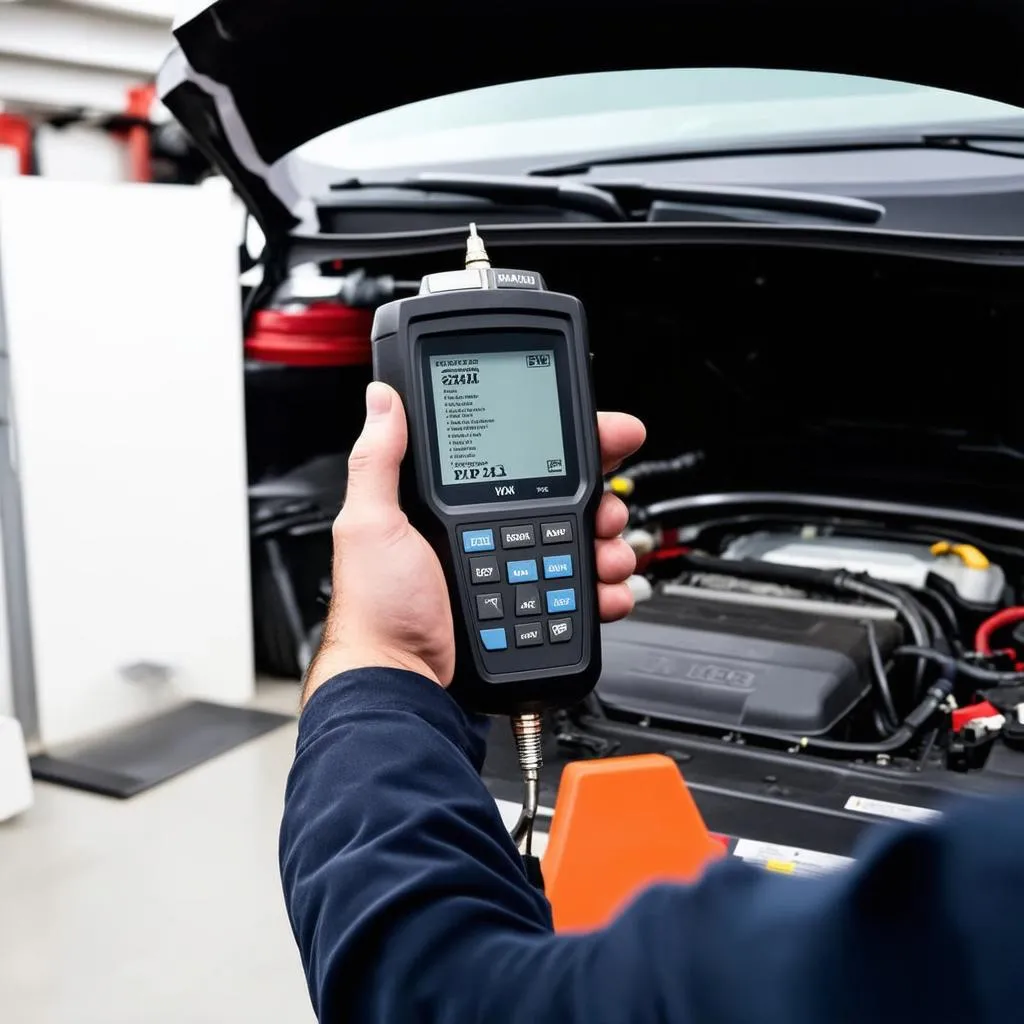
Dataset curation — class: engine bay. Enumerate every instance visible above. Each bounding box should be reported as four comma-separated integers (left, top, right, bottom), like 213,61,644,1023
595,516,1024,775
474,240,1024,809
600,589,903,739
264,237,1024,835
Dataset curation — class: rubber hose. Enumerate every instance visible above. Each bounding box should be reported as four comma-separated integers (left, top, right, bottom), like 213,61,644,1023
893,646,1024,685
775,679,952,756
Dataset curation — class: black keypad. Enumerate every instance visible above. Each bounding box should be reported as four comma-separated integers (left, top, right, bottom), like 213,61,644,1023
459,519,579,660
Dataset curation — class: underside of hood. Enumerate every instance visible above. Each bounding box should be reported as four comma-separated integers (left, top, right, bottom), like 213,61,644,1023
162,0,1024,234
323,233,1024,526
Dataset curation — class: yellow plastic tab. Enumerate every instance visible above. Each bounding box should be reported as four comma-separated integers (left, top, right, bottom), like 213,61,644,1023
765,859,796,875
609,476,635,497
930,541,990,570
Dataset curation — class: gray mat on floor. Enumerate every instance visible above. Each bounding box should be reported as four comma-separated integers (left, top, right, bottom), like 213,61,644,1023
31,700,293,798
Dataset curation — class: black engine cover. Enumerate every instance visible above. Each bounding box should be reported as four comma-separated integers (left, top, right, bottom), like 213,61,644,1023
597,594,902,736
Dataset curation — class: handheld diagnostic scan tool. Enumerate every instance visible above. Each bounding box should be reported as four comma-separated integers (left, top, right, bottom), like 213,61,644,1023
371,226,604,864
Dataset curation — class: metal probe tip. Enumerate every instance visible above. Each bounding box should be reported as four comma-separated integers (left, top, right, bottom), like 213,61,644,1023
465,222,491,269
509,713,543,857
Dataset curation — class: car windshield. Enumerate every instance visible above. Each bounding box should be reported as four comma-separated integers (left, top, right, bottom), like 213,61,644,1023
295,67,1024,172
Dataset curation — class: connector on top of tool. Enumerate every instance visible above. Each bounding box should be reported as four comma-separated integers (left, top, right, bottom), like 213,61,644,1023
465,222,491,269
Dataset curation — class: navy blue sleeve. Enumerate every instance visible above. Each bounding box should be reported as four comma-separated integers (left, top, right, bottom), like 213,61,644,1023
280,668,1024,1024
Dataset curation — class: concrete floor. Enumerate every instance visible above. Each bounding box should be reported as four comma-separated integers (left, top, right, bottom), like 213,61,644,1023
0,681,547,1024
0,682,315,1024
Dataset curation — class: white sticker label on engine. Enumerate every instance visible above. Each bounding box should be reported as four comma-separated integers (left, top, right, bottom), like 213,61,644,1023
732,838,853,877
844,796,942,823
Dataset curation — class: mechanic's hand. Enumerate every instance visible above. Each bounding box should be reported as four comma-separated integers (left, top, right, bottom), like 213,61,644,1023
303,382,645,705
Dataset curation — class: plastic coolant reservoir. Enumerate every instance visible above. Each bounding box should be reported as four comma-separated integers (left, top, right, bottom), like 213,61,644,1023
722,532,1004,605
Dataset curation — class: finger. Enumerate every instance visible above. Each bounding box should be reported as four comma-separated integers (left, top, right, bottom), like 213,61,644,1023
598,581,635,623
596,492,629,539
598,411,646,474
343,383,407,514
596,536,637,584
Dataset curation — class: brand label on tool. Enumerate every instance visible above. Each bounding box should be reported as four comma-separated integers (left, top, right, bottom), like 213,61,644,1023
844,796,942,823
731,838,853,878
496,271,539,288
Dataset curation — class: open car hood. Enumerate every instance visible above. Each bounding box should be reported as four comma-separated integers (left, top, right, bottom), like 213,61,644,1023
161,0,1024,236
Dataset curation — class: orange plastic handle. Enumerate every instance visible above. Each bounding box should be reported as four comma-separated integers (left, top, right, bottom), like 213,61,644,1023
542,754,726,932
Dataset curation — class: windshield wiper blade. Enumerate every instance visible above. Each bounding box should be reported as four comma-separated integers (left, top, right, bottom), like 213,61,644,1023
329,172,883,227
595,180,884,225
330,172,626,221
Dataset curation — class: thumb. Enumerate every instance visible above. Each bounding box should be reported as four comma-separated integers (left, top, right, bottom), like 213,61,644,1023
344,382,408,513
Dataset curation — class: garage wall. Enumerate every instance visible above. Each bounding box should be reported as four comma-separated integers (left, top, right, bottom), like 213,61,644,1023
0,1,173,116
0,0,175,182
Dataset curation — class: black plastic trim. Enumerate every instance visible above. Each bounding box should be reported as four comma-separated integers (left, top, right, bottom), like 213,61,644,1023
287,221,1024,269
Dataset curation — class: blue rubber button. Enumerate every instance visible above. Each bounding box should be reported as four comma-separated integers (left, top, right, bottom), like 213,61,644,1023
546,588,577,613
479,627,508,651
506,559,539,583
543,554,573,579
462,529,495,553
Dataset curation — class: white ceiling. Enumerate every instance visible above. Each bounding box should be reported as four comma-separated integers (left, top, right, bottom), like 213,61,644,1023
62,0,177,19
0,0,174,115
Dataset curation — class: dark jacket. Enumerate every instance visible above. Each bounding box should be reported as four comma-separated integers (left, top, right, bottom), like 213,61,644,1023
280,668,1024,1023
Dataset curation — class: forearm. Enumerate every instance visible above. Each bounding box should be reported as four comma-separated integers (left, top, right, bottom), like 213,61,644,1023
280,669,1018,1024
279,669,551,1021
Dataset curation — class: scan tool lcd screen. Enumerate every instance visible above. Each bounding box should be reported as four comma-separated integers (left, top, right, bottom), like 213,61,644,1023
428,348,568,486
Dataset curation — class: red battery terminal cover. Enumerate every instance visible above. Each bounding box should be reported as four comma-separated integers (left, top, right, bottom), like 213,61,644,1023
952,701,1001,733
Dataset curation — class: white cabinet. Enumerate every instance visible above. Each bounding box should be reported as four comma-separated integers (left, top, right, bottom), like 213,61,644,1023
0,178,253,748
